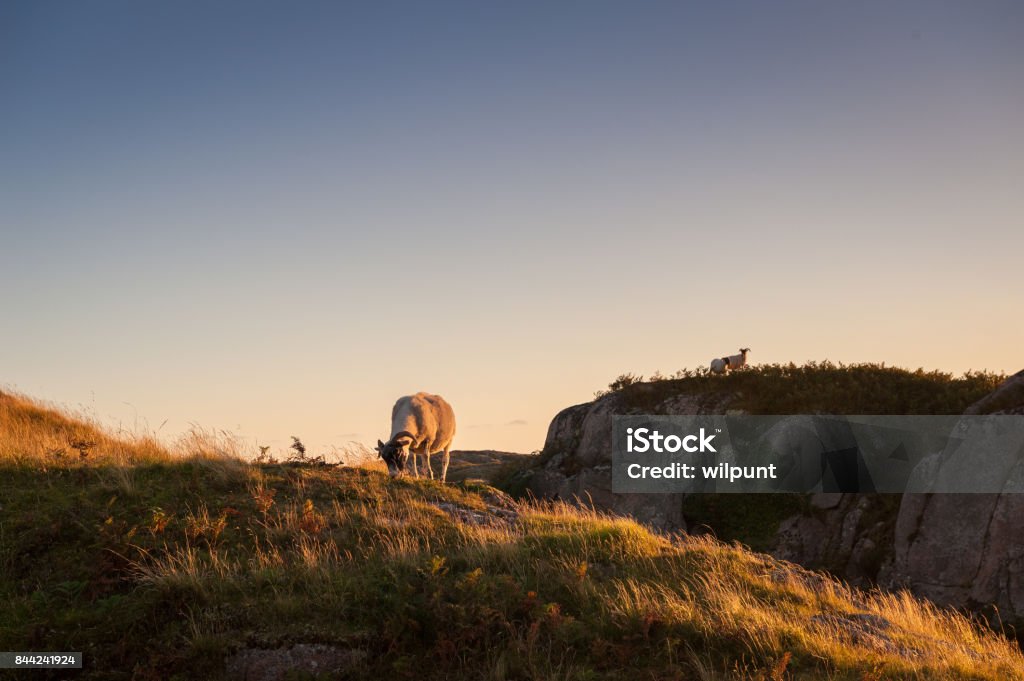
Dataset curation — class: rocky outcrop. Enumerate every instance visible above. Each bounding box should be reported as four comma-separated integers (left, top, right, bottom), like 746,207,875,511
774,493,900,587
771,370,1024,610
521,385,733,531
885,370,1024,622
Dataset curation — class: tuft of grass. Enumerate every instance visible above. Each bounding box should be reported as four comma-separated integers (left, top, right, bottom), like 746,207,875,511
1,390,1022,680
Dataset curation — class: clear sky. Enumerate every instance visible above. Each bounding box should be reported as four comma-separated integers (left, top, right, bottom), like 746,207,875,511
2,1,1022,457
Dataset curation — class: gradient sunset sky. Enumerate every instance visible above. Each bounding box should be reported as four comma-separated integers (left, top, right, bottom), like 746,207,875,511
2,1,1022,456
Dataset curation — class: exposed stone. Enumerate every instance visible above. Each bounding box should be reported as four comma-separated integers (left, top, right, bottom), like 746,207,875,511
810,493,843,510
520,386,732,531
839,505,865,556
429,501,518,527
481,488,517,510
886,369,1024,623
226,644,366,681
774,515,829,565
543,402,591,457
773,493,900,587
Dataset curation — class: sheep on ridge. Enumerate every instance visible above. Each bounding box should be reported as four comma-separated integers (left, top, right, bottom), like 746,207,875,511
710,348,751,374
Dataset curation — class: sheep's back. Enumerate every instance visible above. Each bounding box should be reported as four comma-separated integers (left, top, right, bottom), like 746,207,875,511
391,392,456,452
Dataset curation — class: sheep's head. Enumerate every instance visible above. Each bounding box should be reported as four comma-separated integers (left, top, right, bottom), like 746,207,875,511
376,439,409,478
740,347,751,355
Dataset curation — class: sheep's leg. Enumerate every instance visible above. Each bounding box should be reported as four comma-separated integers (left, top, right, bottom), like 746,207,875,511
408,446,419,478
423,449,434,479
441,445,451,483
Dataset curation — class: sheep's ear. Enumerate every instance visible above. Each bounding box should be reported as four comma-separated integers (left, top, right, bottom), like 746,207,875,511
376,440,384,450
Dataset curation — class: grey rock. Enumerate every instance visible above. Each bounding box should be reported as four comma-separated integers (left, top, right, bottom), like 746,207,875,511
775,515,829,565
887,368,1024,622
773,493,899,587
810,493,844,510
227,644,366,681
430,501,519,527
524,386,731,531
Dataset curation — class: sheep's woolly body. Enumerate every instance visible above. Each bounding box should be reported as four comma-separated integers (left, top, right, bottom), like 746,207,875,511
725,350,749,369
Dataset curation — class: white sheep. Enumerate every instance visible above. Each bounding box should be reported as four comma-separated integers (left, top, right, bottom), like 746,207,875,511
710,348,751,374
376,392,457,481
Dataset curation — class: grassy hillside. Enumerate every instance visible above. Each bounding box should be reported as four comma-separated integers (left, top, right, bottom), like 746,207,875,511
2,391,1022,680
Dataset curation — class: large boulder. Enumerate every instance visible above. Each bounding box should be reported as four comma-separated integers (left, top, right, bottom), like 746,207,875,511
522,385,733,531
886,369,1024,621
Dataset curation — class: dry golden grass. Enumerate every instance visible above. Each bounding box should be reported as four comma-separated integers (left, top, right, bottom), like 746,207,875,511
0,390,169,464
0,389,249,474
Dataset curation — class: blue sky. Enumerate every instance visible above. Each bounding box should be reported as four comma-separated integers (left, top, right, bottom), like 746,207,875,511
2,1,1022,455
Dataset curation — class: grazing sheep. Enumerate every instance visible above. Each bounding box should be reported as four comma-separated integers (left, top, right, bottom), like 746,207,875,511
710,347,751,374
376,392,456,482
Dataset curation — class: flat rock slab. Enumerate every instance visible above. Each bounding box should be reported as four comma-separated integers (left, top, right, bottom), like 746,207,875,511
227,643,366,681
430,501,519,527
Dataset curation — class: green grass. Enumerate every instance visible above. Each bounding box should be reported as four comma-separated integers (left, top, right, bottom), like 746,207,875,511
2,390,1023,680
